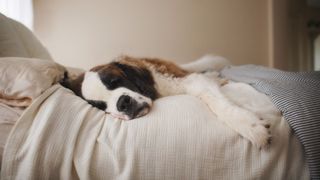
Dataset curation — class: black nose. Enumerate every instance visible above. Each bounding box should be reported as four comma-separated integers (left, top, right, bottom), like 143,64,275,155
117,95,134,113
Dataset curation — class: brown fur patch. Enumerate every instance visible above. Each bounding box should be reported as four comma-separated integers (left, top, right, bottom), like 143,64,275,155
90,63,125,77
117,56,189,78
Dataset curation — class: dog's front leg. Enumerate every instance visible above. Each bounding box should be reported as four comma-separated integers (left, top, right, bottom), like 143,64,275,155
182,74,272,149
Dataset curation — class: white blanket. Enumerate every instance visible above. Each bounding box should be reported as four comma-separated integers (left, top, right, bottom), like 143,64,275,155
1,85,309,180
0,103,23,168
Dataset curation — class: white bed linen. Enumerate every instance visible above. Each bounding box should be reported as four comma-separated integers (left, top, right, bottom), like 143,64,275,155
0,57,65,107
1,85,309,180
0,103,24,169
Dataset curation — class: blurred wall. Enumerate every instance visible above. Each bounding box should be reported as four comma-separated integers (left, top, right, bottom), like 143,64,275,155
269,0,289,70
33,0,269,69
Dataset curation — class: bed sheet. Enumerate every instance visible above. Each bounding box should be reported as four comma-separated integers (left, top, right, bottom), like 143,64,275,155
0,103,24,169
1,85,309,180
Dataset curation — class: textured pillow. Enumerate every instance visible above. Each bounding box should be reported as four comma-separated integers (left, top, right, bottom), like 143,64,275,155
0,13,52,60
0,57,65,107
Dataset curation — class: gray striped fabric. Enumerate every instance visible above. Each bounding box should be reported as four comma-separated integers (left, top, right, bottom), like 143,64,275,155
221,65,320,180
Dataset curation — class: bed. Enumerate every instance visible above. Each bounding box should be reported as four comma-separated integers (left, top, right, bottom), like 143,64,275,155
0,13,315,180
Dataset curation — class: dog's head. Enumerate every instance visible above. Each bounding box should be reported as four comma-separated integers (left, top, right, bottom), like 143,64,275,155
62,60,158,120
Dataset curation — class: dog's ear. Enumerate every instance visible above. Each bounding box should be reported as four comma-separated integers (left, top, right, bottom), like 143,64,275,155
60,72,85,97
59,71,69,88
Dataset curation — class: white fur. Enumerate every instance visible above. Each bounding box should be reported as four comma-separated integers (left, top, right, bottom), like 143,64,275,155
150,70,185,97
180,55,231,73
221,82,281,121
180,74,274,148
82,72,112,101
82,72,152,120
149,59,276,148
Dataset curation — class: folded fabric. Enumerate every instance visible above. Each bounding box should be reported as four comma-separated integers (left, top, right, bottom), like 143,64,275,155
0,57,65,107
0,103,23,169
1,85,309,179
221,65,320,179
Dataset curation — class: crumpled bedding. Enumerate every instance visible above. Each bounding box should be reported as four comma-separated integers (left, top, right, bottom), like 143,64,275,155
0,57,66,107
221,65,320,179
0,103,24,170
1,85,309,180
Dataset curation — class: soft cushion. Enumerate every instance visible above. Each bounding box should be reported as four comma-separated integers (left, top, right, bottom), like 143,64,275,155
0,57,65,107
0,13,52,60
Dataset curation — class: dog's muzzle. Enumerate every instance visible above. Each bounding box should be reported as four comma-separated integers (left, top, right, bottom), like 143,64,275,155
116,95,151,119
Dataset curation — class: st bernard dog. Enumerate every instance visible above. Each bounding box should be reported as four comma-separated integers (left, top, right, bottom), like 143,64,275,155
61,55,272,149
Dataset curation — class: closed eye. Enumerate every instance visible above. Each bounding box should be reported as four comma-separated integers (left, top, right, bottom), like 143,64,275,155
107,77,122,89
99,73,122,90
110,77,121,85
87,100,107,110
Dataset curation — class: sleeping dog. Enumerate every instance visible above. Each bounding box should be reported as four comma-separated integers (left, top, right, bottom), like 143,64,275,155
61,56,272,149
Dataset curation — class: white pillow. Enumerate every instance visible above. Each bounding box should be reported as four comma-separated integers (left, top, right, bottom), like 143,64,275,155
0,57,65,107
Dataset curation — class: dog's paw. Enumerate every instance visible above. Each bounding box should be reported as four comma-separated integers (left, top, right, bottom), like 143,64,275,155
246,122,272,149
233,110,273,149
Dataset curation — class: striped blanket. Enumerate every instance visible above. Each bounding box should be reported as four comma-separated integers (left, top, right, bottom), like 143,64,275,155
221,65,320,180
